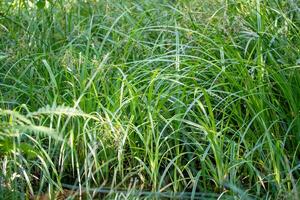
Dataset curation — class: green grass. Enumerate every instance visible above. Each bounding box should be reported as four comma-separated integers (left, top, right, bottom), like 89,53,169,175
0,0,299,199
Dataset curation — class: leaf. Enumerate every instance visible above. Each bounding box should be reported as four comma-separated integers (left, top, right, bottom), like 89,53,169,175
42,59,57,90
27,105,100,121
36,0,46,9
19,143,37,159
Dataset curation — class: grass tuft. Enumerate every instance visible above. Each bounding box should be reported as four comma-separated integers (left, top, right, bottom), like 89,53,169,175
0,0,299,199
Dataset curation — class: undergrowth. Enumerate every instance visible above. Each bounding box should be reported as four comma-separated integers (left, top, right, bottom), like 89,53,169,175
0,0,299,199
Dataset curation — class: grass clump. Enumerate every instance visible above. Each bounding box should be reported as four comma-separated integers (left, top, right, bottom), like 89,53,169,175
0,0,299,199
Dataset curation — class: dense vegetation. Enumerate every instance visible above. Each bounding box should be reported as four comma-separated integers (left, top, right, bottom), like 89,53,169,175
0,0,299,199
